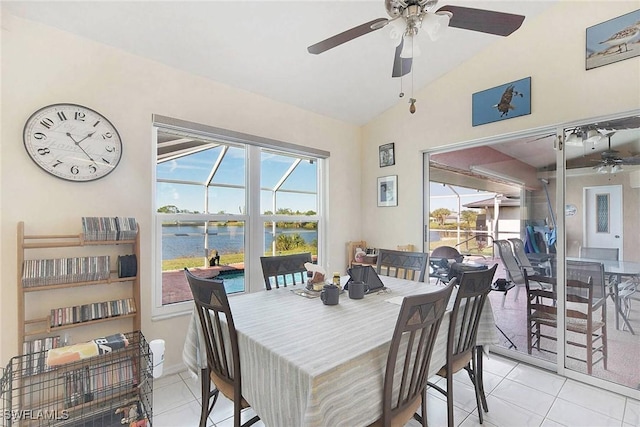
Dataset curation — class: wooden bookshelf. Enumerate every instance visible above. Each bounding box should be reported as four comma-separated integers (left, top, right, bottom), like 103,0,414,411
17,220,141,351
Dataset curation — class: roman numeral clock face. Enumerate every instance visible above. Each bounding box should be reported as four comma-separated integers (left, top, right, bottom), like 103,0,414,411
23,104,123,182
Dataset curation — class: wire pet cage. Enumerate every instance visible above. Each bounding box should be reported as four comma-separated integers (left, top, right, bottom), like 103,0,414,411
1,331,152,427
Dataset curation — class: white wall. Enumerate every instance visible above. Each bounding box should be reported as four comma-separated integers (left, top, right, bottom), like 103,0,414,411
361,1,640,251
0,14,362,370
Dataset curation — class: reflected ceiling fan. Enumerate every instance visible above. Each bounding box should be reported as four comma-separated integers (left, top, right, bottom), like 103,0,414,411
593,134,640,173
307,0,526,78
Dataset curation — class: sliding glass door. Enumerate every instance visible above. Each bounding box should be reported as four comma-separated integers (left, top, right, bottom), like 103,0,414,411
561,114,640,391
424,111,640,397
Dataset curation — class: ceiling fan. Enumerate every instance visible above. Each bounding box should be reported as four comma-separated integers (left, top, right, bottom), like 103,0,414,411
593,135,640,173
307,0,526,78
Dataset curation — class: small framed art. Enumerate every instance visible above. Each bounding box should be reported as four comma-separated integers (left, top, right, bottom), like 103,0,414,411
377,175,398,207
379,143,395,167
586,9,640,70
472,77,531,126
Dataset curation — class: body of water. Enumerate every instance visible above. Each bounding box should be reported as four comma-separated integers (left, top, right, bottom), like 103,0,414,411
162,224,317,259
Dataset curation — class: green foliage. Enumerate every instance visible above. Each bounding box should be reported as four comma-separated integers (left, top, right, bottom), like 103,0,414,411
431,208,452,225
276,233,306,251
461,210,478,229
157,205,200,214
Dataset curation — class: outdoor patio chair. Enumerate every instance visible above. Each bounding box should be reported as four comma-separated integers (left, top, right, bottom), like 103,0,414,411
579,246,637,331
493,239,529,304
429,246,464,285
508,238,550,276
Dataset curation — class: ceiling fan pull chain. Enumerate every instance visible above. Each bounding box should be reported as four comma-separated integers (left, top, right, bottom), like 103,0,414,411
399,58,404,98
409,44,416,114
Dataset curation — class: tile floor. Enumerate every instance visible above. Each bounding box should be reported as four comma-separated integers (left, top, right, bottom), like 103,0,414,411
153,353,640,427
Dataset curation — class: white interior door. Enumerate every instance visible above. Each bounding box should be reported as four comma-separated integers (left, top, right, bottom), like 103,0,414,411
583,185,623,257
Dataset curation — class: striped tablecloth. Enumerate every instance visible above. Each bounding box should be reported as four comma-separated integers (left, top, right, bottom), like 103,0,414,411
183,276,498,427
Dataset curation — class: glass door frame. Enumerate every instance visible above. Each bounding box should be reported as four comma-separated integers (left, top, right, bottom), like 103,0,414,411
423,110,640,399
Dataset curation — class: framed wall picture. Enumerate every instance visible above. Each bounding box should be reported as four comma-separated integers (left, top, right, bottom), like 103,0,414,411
377,175,398,207
586,9,640,70
472,77,531,126
379,143,395,167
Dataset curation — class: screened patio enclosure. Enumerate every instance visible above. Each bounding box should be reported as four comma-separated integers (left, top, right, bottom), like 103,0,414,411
155,126,321,304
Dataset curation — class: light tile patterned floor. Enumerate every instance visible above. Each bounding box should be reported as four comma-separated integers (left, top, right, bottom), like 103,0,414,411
152,353,640,427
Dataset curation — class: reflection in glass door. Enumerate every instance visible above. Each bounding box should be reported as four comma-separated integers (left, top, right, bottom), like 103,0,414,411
425,114,640,397
425,129,559,366
563,116,640,391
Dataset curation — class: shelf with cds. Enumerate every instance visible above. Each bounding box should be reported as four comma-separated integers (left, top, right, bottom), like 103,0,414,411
17,220,141,353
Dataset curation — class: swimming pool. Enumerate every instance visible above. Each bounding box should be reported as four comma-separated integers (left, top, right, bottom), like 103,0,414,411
218,271,245,294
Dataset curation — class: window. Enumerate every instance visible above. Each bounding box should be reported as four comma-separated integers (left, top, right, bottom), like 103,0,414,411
152,116,328,317
595,193,609,233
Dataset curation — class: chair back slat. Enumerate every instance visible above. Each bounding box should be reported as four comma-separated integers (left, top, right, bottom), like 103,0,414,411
376,249,428,282
260,252,312,290
381,283,454,426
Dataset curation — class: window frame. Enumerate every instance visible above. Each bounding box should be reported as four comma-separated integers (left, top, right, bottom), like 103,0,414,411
151,116,328,319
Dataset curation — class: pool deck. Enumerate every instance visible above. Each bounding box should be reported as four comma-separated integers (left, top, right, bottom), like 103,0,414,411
162,263,244,305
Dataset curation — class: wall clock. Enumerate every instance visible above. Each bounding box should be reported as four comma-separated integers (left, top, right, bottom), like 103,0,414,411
23,103,123,182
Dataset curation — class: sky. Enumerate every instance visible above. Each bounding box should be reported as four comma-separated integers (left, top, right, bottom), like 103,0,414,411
156,142,493,215
156,146,318,214
429,183,496,214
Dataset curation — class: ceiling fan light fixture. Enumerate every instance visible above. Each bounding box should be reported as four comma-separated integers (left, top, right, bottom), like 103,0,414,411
400,33,420,58
423,11,452,41
585,128,605,145
611,164,623,173
596,165,608,174
388,18,406,42
565,130,583,146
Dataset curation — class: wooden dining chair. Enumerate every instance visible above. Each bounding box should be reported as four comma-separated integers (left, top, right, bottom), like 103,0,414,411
367,282,454,427
376,249,428,282
524,260,607,374
184,268,260,427
428,264,498,427
260,252,312,290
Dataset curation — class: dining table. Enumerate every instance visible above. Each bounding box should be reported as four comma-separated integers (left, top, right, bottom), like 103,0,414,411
182,275,498,427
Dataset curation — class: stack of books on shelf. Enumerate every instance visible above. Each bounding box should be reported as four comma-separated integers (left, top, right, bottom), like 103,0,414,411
50,298,136,327
82,217,138,241
22,256,110,287
22,335,62,376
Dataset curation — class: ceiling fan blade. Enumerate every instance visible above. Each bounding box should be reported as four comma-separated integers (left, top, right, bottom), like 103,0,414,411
307,18,388,54
392,38,412,78
436,5,525,36
621,156,640,165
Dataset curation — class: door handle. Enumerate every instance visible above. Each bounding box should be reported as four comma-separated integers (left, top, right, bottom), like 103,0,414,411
615,235,620,238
